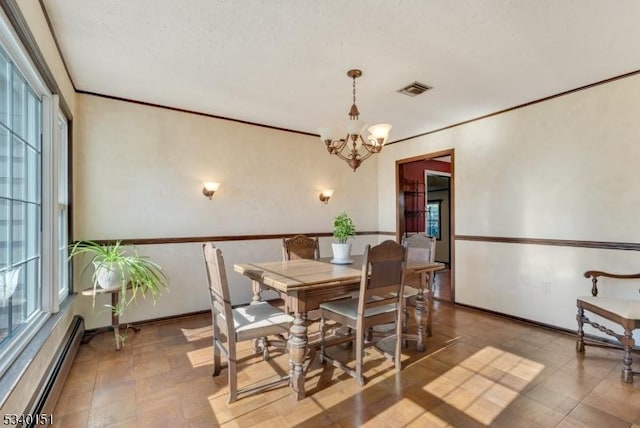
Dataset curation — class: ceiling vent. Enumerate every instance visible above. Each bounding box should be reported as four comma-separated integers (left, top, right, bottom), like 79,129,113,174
397,81,432,97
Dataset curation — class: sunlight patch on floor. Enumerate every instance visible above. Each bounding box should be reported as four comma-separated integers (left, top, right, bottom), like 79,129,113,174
181,326,212,341
423,346,544,425
187,347,214,368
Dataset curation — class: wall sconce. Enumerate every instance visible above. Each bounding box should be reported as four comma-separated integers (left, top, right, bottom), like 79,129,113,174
319,189,334,204
202,182,220,199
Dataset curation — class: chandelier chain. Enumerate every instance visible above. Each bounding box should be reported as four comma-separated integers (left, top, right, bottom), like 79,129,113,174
352,76,356,106
349,75,359,120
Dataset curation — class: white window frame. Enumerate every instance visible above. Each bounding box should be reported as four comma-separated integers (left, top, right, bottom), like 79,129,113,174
0,9,63,376
56,107,69,306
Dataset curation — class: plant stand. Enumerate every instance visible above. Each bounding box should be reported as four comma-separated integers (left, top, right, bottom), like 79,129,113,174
81,286,140,350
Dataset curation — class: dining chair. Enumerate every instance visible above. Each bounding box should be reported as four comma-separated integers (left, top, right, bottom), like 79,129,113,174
282,234,324,318
202,243,293,403
282,234,320,261
318,240,407,385
402,234,437,341
577,270,640,383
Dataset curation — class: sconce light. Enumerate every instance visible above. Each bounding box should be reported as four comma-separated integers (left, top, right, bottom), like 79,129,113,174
202,182,220,199
319,189,334,204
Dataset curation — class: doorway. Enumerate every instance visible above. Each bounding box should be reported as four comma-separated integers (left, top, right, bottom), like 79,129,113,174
397,149,454,302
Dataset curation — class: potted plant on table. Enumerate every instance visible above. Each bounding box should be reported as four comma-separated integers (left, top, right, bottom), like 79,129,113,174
331,212,356,263
69,240,169,344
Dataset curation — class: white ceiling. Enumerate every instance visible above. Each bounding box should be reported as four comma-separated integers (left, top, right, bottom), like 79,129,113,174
41,0,640,142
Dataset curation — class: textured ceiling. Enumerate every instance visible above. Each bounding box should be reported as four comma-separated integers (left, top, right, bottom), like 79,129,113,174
41,0,640,142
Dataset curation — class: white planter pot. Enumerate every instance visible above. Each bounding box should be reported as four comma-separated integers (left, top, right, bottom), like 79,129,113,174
94,262,130,290
331,243,352,262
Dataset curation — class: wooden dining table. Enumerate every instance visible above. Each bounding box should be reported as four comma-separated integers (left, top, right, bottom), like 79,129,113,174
233,255,445,400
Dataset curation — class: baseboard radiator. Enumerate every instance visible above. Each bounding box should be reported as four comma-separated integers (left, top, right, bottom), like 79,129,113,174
25,315,84,427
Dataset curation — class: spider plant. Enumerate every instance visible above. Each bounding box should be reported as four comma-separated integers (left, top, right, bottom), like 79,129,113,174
69,240,168,316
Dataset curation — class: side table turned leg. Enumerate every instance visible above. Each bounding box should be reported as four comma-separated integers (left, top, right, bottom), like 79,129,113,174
80,286,140,350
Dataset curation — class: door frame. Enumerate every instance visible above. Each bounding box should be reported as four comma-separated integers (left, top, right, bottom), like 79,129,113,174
396,148,455,302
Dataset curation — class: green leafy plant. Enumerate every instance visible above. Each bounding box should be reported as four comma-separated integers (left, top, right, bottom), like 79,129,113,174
69,240,168,316
333,212,356,244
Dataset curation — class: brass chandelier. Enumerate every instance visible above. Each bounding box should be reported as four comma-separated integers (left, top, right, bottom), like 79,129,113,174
318,69,392,171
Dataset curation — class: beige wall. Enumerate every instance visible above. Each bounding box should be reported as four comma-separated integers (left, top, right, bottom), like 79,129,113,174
72,94,382,328
377,73,640,332
16,0,75,113
73,95,379,239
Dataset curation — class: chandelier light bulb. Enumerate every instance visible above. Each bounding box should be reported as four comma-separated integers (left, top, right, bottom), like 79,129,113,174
367,123,392,147
347,120,366,137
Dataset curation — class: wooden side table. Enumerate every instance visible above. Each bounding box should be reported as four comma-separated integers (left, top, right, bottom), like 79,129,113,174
81,286,139,350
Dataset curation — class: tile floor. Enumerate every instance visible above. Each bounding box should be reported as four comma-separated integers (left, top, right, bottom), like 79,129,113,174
52,301,640,427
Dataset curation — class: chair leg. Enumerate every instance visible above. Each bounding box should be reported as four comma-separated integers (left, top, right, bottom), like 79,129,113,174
213,339,222,377
227,344,238,403
257,337,270,361
402,296,409,348
355,329,365,386
212,322,222,377
576,307,585,353
395,312,403,371
426,298,433,338
622,329,634,383
319,315,326,364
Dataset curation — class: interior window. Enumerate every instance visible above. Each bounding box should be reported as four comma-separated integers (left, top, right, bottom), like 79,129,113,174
426,200,441,240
